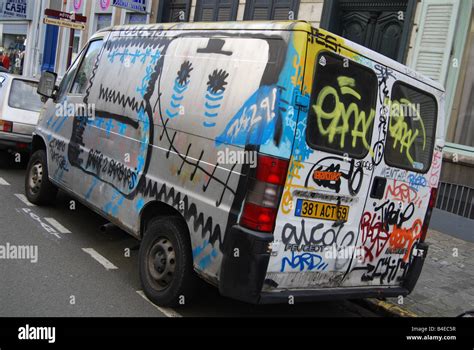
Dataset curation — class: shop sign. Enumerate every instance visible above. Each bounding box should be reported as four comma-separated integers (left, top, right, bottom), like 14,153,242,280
0,0,34,20
112,0,147,13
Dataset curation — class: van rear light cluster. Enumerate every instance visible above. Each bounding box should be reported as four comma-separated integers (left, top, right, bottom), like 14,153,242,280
0,120,12,132
239,154,289,233
420,187,438,241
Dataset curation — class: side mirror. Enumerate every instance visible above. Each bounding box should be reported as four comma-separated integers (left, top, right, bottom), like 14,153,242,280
37,71,57,99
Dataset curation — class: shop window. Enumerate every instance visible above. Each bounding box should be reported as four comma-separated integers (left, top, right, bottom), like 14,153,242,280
96,14,112,31
125,13,148,24
159,0,191,22
0,23,28,74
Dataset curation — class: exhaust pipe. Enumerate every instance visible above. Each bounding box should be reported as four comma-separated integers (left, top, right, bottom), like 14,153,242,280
100,222,118,233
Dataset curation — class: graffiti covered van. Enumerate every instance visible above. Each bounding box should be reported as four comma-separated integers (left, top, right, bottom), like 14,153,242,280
28,21,445,306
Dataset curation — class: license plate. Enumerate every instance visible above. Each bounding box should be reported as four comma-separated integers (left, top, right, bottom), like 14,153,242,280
295,199,349,221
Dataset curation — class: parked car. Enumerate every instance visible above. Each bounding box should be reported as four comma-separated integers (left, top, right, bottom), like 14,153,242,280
0,74,42,162
27,21,445,307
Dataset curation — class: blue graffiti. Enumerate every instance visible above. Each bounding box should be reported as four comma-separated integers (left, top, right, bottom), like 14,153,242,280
136,65,154,97
135,197,145,212
215,85,278,146
260,37,313,161
166,61,193,119
85,177,99,200
203,89,223,128
280,251,328,272
203,69,228,128
192,239,218,270
107,48,152,64
103,189,125,216
408,174,427,191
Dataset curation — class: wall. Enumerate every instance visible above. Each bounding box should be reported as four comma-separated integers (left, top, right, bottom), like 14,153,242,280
297,0,323,27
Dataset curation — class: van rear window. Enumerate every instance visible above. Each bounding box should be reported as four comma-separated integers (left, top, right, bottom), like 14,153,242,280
306,52,378,158
385,82,437,173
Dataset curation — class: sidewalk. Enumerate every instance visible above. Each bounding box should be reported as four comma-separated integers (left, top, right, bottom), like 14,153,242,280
370,229,474,317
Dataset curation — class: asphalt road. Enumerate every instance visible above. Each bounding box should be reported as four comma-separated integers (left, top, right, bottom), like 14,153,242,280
0,157,377,317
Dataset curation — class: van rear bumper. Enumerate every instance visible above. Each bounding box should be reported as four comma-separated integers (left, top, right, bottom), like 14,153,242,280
219,225,428,304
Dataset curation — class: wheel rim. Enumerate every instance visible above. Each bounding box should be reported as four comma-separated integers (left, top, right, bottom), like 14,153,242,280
147,237,176,291
28,161,43,195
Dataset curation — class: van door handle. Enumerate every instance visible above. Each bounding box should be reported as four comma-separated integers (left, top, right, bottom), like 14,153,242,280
370,176,387,199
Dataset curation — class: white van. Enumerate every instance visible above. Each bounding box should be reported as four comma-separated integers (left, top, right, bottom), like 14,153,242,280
28,21,444,306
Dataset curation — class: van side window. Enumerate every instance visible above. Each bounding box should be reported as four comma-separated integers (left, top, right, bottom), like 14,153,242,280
385,82,437,173
306,52,378,158
71,39,103,95
56,47,86,100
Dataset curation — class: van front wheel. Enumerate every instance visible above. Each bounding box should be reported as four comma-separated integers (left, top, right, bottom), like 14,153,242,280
25,149,58,205
139,217,197,307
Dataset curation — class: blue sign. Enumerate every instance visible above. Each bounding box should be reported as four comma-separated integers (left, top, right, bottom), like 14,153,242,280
112,0,147,13
0,0,33,20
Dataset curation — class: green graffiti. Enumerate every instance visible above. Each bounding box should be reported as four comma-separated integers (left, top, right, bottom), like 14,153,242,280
313,76,375,152
387,97,426,165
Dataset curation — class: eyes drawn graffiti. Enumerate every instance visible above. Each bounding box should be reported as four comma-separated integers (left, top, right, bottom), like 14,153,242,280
166,60,193,119
203,69,228,128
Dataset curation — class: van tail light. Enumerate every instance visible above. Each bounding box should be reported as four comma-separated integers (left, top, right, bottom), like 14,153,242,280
0,120,12,132
239,154,289,233
420,187,438,242
16,142,28,150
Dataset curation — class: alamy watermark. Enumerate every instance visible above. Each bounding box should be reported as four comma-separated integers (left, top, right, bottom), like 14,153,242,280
0,242,38,263
217,148,257,168
55,101,96,119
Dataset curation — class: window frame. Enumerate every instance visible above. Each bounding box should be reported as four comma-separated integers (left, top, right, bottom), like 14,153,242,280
195,0,239,21
243,0,300,20
158,0,192,23
68,39,104,96
384,80,438,174
305,50,379,159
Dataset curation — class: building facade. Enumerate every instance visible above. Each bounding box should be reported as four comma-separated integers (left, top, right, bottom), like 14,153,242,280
0,0,472,217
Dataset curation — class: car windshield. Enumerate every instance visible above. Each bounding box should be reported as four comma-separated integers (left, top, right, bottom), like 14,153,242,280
8,79,43,112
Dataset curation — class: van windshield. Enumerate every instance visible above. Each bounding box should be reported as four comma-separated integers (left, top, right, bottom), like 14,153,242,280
306,52,378,158
9,79,43,112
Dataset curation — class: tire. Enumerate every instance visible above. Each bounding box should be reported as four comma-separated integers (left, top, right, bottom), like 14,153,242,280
24,149,58,205
139,216,197,307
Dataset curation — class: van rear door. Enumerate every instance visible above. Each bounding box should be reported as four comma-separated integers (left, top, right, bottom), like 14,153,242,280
264,33,381,290
343,66,442,288
264,29,443,291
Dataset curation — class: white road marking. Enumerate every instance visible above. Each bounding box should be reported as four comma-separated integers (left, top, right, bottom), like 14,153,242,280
14,193,36,206
21,208,61,239
82,248,118,270
136,290,182,318
0,177,10,185
44,217,71,234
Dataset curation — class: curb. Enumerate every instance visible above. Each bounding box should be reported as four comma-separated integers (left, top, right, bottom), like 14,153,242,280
356,298,419,317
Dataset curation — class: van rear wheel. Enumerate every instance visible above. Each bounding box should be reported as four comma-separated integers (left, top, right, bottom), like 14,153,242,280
139,217,197,307
25,149,58,205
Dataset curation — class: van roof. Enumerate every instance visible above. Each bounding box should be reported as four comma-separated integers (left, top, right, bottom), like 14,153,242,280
100,20,444,93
